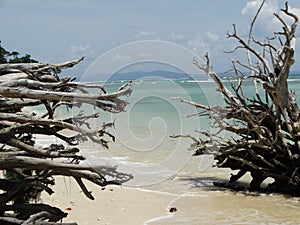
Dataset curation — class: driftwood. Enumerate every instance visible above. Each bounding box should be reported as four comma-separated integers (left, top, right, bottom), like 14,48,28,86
175,2,300,195
0,56,133,224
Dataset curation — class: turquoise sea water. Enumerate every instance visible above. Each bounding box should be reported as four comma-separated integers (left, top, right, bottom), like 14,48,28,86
52,75,300,224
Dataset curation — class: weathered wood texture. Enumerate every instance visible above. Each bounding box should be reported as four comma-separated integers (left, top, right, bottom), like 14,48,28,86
176,2,300,195
0,56,133,224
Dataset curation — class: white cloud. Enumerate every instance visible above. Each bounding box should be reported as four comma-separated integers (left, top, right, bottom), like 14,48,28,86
134,31,157,39
70,44,95,58
137,52,153,58
187,31,219,55
290,6,300,20
241,0,281,34
167,32,185,41
242,0,278,16
113,54,133,61
241,1,300,37
187,35,210,54
206,31,218,42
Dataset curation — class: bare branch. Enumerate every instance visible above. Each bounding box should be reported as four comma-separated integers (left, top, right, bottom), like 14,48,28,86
0,54,133,223
176,2,300,195
227,24,273,74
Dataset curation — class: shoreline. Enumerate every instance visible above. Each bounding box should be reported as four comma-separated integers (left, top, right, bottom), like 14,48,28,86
42,176,176,225
40,159,300,225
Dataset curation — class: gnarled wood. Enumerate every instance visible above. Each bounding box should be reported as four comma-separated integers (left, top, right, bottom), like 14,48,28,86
177,2,300,195
0,56,133,224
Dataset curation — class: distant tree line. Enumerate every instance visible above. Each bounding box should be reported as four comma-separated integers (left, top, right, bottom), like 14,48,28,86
0,40,37,64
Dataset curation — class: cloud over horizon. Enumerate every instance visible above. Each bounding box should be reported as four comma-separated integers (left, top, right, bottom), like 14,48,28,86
1,0,300,73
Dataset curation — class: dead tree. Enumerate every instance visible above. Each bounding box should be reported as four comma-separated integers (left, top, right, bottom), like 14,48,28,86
175,2,300,194
0,56,133,224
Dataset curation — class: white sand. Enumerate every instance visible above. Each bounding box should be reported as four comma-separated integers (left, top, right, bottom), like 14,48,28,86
43,177,175,225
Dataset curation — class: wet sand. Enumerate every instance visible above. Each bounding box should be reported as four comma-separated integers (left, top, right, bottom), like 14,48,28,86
42,160,300,225
38,136,300,225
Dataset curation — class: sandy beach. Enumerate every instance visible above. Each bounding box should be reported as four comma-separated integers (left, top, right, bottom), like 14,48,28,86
43,176,175,225
38,135,300,225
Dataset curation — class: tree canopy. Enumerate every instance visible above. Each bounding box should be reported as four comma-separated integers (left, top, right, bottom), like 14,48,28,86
0,41,37,64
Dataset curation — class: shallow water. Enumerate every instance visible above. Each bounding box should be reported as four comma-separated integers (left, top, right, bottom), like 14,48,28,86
143,157,300,225
35,76,300,224
148,192,300,225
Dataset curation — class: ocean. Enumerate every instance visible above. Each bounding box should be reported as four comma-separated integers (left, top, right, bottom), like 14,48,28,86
48,75,300,224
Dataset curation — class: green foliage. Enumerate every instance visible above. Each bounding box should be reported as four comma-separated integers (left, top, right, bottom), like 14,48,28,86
0,42,9,64
9,54,37,63
0,41,37,64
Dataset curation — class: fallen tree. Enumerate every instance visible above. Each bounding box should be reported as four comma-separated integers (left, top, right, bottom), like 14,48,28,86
0,51,133,224
174,1,300,194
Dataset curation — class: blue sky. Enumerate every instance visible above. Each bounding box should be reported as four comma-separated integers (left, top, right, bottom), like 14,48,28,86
1,0,300,77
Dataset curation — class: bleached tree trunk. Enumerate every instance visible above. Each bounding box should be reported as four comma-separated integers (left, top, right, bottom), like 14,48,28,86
0,57,133,224
175,2,300,194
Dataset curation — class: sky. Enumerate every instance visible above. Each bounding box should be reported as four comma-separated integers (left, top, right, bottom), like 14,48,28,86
1,0,300,78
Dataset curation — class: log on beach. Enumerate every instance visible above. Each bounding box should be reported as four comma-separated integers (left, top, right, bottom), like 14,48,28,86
0,55,133,224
